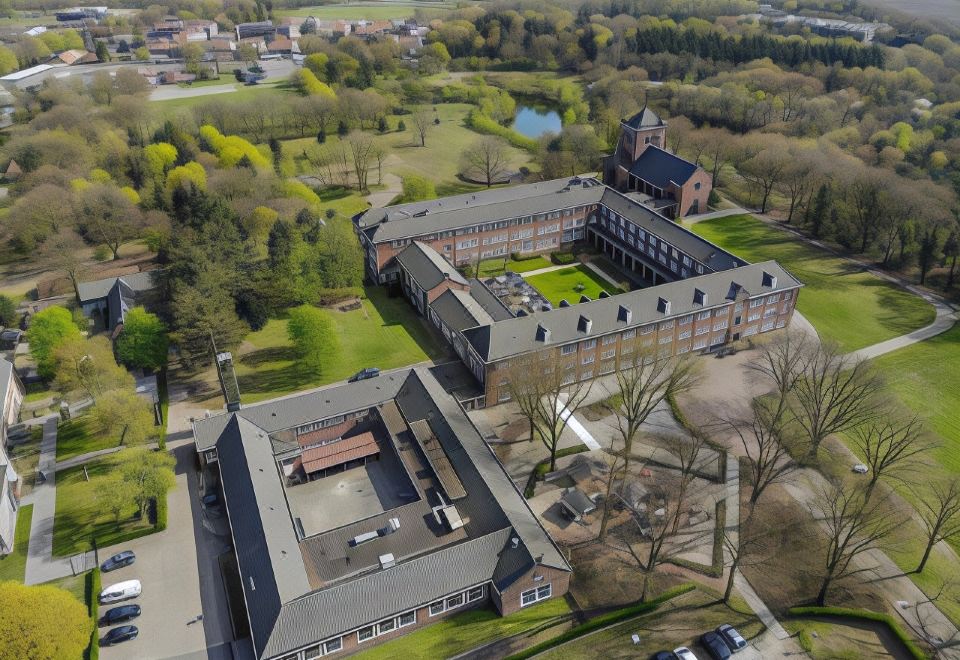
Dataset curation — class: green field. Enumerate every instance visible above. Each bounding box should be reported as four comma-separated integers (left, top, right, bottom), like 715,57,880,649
525,265,622,306
276,1,453,19
235,287,442,403
151,81,292,112
354,597,570,660
56,418,113,462
687,215,935,352
478,255,551,277
0,504,32,582
53,455,157,556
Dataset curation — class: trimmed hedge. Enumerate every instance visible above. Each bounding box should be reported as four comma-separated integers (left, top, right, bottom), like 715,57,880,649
787,606,927,660
505,583,697,660
523,443,590,498
87,568,101,660
511,252,543,262
550,251,576,265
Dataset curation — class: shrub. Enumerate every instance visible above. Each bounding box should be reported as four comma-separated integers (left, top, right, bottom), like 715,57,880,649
550,251,575,265
0,294,17,327
92,245,110,261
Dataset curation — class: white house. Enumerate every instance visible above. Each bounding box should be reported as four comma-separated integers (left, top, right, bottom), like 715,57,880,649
0,358,24,555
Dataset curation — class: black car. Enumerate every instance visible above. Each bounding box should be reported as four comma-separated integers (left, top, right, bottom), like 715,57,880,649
101,625,139,646
652,652,677,660
100,604,141,627
100,551,136,572
716,624,747,653
700,632,732,660
348,367,380,382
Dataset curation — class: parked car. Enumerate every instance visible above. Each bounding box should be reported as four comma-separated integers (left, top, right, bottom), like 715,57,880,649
101,625,139,646
100,550,136,572
100,604,141,627
99,580,142,604
700,632,732,660
716,624,747,653
348,367,380,382
674,648,699,660
852,463,869,474
652,652,678,660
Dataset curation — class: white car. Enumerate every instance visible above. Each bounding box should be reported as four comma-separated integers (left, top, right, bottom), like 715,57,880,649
674,647,699,660
99,579,142,604
852,464,869,474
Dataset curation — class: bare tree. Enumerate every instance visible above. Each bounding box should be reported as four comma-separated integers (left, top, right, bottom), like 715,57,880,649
345,132,374,192
504,354,546,445
813,482,903,605
411,109,433,147
739,141,790,214
536,365,592,472
663,430,709,533
722,510,773,603
460,136,510,188
598,435,626,541
915,479,960,574
792,342,884,461
747,330,809,408
729,397,802,508
41,228,87,302
852,414,933,502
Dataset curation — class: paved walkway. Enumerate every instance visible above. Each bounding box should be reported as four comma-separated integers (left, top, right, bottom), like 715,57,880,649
556,397,601,450
365,171,402,208
517,263,574,277
53,441,160,472
22,416,88,585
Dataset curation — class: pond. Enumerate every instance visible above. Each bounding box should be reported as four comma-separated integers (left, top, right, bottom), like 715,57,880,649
511,105,562,139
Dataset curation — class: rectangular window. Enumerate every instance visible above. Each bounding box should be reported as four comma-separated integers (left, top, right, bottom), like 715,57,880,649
358,627,375,643
467,586,484,602
659,321,674,331
784,290,793,300
446,593,464,610
677,344,690,354
697,311,711,321
304,646,322,660
764,308,777,318
761,320,776,331
749,299,763,308
693,338,708,350
561,344,576,355
679,315,692,326
398,612,416,628
537,584,552,599
324,638,342,654
602,335,617,345
713,320,728,331
641,325,655,335
601,349,616,360
580,369,593,380
678,329,691,340
582,354,595,365
623,329,637,339
695,326,710,336
582,339,597,350
429,601,445,616
659,335,673,345
378,619,396,635
710,334,726,345
767,294,780,303
748,312,761,322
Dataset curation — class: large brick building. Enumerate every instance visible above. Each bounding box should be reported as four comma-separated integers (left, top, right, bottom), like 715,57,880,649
193,367,570,659
356,175,802,407
603,107,712,218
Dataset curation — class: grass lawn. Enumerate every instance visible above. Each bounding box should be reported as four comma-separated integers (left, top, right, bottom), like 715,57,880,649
784,618,900,659
276,1,453,19
53,454,157,556
235,287,442,403
56,418,115,463
44,573,88,603
538,588,760,660
478,255,551,277
353,597,570,660
151,81,292,113
282,103,532,195
178,75,228,88
525,265,622,306
0,503,32,582
686,215,935,353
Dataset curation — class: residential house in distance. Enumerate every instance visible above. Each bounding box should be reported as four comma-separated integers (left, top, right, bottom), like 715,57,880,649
356,174,802,406
0,357,25,556
52,48,99,65
603,106,712,218
77,270,160,333
236,20,276,40
193,367,570,659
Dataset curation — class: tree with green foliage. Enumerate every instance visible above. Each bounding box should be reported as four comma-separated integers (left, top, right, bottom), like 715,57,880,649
401,174,436,202
0,45,17,75
287,304,338,372
0,294,17,327
115,307,168,371
53,336,132,401
91,388,157,446
808,184,830,238
918,226,941,286
943,230,959,288
94,39,109,62
116,447,175,519
378,116,388,133
315,218,363,289
0,582,90,659
27,306,81,381
170,268,249,367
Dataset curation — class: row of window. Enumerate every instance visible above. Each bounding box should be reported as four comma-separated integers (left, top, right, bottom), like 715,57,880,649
521,583,552,607
428,584,486,617
296,410,367,436
357,610,418,644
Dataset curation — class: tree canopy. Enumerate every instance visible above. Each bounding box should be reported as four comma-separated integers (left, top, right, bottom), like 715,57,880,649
0,582,90,659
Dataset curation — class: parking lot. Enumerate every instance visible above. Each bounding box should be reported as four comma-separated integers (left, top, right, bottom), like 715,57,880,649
98,439,235,660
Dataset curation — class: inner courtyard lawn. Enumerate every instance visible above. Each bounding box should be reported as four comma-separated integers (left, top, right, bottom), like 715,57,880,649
353,597,570,660
686,215,935,353
235,287,443,403
525,265,623,306
478,255,551,277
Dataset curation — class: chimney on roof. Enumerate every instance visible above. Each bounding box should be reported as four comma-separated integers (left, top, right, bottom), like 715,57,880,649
536,323,551,343
577,315,592,333
657,297,671,315
762,271,777,288
379,553,396,569
693,288,708,306
617,305,632,324
579,295,591,304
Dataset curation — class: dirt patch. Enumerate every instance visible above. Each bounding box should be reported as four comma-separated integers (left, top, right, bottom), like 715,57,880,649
501,418,530,442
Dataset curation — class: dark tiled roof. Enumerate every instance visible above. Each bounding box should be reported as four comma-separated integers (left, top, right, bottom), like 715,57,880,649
628,145,699,189
76,270,159,303
395,241,468,290
429,289,495,333
464,261,802,362
623,106,664,129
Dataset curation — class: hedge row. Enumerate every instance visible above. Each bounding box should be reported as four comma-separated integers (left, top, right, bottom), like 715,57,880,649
87,568,101,660
465,108,539,152
787,606,927,660
505,583,697,660
550,252,576,265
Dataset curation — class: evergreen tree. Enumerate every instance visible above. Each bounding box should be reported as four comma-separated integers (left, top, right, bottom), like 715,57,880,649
378,116,388,133
943,230,959,288
809,184,830,238
317,128,326,144
918,227,941,286
337,120,349,137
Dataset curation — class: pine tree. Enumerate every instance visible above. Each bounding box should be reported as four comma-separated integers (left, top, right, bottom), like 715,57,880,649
809,184,830,238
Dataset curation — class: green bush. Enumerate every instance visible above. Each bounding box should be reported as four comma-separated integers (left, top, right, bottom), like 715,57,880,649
87,568,101,660
787,607,927,660
511,252,542,262
465,108,538,152
550,252,576,265
316,287,363,305
506,584,697,660
155,494,168,532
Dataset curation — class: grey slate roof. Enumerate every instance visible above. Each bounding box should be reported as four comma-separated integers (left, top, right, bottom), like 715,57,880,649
623,106,664,129
395,241,468,290
597,187,743,272
430,289,495,332
358,177,604,244
464,260,802,362
196,367,570,660
76,270,159,303
628,145,700,189
466,279,514,322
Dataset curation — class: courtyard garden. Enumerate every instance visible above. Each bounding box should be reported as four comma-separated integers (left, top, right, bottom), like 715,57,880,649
524,265,623,306
686,215,935,353
477,255,551,278
234,287,443,403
